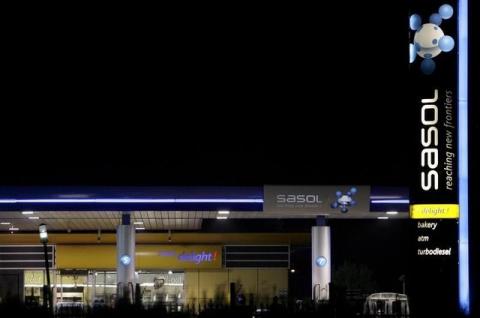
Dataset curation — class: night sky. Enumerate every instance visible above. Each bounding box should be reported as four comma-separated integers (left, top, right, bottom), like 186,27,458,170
1,2,410,187
0,1,413,297
1,2,478,314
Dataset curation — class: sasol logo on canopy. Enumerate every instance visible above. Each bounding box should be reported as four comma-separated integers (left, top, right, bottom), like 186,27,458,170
420,89,439,191
276,194,322,204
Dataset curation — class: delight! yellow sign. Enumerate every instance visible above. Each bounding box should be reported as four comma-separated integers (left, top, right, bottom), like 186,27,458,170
137,245,222,269
56,245,222,270
410,204,459,219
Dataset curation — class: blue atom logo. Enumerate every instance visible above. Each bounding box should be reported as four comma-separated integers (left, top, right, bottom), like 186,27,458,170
120,255,132,266
331,187,357,213
409,4,455,75
316,256,328,267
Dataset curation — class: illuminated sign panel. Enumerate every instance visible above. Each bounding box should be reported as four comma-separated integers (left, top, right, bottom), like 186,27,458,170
56,245,222,269
264,185,370,216
415,220,457,258
409,2,458,207
408,1,462,315
138,245,222,269
410,204,459,219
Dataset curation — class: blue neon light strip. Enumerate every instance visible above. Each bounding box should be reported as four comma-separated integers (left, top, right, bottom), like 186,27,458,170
370,199,410,204
370,196,405,199
0,198,263,204
458,0,469,314
0,186,265,211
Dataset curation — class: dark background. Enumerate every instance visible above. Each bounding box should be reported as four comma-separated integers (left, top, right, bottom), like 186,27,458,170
1,2,410,187
1,2,478,315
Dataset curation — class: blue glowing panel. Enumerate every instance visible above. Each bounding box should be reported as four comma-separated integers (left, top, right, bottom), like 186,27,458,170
457,0,469,314
369,186,410,212
0,186,264,211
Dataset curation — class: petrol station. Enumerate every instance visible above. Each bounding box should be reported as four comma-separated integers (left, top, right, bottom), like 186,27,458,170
0,185,410,310
0,0,474,317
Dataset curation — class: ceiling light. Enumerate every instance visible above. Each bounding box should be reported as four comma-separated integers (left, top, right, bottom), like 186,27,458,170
0,198,263,204
216,216,228,220
377,216,389,220
371,199,409,204
28,216,40,220
9,227,19,231
386,211,398,215
22,211,34,215
1,222,11,225
133,221,144,225
218,210,230,215
135,227,146,230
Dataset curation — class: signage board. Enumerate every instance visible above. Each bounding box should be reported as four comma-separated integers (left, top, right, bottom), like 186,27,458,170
409,1,458,206
408,1,459,315
56,245,222,270
264,185,370,217
410,204,459,219
137,245,221,269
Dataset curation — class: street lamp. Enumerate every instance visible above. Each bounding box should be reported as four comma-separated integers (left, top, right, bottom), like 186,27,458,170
39,224,48,243
39,224,53,316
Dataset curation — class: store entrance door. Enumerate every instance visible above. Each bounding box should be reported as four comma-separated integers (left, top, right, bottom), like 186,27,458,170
56,270,89,304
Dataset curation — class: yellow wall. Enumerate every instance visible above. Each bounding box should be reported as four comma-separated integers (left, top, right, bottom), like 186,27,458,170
198,270,229,303
184,270,199,304
57,245,115,269
184,268,288,307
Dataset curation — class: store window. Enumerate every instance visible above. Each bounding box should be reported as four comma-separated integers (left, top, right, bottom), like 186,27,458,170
137,271,184,308
24,270,185,308
93,271,117,307
24,270,56,306
56,270,89,304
